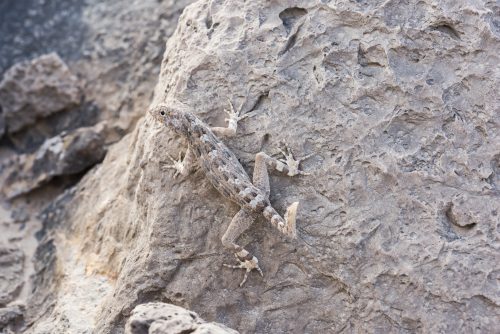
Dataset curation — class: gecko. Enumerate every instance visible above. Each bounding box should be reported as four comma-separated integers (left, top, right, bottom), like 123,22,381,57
149,101,311,286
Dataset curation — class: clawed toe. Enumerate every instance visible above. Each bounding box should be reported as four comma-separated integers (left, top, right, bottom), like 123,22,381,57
223,254,263,287
224,99,252,124
160,148,189,178
278,142,313,176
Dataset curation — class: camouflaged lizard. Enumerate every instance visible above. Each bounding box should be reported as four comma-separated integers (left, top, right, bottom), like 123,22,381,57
149,101,311,286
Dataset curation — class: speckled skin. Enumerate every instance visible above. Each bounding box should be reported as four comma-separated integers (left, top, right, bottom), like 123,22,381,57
149,103,309,286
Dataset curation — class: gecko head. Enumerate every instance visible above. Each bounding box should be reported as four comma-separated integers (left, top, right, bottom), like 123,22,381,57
149,104,189,135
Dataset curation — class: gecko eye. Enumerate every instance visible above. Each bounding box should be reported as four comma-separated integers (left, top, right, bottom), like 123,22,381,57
160,111,165,116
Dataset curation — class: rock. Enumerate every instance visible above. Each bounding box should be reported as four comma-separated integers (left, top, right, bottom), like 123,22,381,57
0,53,81,134
445,194,483,229
0,246,24,306
10,0,500,333
125,303,238,334
1,123,107,198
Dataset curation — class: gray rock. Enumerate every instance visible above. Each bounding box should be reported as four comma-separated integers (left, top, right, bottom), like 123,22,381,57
0,53,81,134
1,123,106,198
125,303,238,334
0,246,24,306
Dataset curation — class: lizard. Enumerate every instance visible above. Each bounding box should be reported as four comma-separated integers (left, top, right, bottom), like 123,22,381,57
149,100,311,286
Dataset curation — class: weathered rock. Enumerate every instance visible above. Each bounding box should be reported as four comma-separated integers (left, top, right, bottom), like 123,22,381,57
9,0,500,333
125,303,238,334
1,123,106,198
0,52,82,134
0,246,24,306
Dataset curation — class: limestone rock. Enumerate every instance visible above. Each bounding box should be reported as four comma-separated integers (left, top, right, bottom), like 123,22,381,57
1,123,106,198
0,53,81,134
125,303,238,334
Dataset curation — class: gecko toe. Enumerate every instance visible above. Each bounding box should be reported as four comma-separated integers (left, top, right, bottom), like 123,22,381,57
223,255,263,287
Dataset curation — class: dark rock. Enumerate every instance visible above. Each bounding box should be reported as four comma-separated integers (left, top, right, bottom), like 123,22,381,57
0,304,25,333
0,0,87,76
0,246,24,306
6,101,101,154
0,106,4,139
1,123,106,198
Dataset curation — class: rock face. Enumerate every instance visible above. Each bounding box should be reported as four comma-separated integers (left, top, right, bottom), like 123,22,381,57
125,303,238,334
2,0,500,333
0,53,82,134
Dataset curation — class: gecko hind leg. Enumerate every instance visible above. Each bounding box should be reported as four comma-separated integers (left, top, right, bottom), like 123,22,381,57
222,209,262,287
253,151,300,238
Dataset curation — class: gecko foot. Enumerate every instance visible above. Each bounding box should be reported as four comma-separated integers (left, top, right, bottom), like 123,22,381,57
278,142,313,176
223,254,263,287
160,151,185,178
224,99,250,124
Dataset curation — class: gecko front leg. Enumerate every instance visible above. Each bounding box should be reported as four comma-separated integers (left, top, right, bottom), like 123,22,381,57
161,144,197,177
257,142,312,177
211,100,250,137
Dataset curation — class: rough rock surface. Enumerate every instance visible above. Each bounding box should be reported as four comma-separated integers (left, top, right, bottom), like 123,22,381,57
0,53,81,134
125,303,238,334
0,0,194,333
2,0,500,333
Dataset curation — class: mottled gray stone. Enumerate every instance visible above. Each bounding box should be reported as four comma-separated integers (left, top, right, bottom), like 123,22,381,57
125,303,238,334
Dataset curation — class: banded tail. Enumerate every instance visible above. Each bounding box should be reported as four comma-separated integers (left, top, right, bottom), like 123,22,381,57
263,202,299,238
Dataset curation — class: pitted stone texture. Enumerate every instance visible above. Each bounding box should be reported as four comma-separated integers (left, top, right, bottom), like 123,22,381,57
23,0,500,333
0,53,81,134
125,303,238,334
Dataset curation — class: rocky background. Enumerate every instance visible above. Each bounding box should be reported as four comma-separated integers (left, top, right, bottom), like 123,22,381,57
1,0,499,333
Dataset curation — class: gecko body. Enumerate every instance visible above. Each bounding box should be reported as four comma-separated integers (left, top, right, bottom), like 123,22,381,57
149,102,310,286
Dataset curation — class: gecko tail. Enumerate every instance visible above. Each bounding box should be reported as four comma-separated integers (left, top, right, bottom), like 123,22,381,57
263,202,298,239
285,202,298,239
